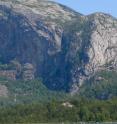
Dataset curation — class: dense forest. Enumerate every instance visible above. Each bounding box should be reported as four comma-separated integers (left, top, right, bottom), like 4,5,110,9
0,98,117,123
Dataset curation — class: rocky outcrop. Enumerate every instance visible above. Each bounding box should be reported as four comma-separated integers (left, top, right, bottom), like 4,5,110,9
0,70,16,80
22,63,35,81
0,62,34,80
0,84,8,97
0,0,117,92
66,13,117,92
85,13,117,75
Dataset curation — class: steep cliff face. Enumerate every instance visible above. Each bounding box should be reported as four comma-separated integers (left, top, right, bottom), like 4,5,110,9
0,0,117,92
63,13,117,93
86,13,117,74
66,13,117,92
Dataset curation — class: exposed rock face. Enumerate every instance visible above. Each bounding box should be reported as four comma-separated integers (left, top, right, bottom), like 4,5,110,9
0,0,117,92
85,13,117,75
0,70,16,80
0,84,8,97
22,63,35,81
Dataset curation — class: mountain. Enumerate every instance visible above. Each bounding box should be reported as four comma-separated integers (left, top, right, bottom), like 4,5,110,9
0,0,117,94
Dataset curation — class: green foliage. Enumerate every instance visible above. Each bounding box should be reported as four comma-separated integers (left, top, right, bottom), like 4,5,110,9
79,70,117,99
0,98,117,123
0,78,69,105
0,69,117,122
0,70,117,106
0,63,12,70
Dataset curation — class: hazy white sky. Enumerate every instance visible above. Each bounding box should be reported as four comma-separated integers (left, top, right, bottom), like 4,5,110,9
53,0,117,17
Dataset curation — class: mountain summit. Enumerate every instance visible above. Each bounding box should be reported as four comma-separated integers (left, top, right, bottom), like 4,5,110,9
0,0,117,92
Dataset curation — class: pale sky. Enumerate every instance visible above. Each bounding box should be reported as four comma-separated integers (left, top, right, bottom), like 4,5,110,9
53,0,117,17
